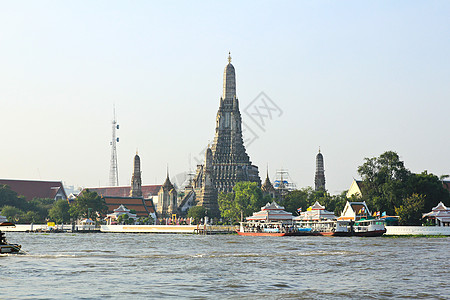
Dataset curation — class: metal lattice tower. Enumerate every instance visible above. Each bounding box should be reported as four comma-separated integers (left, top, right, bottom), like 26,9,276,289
109,106,119,186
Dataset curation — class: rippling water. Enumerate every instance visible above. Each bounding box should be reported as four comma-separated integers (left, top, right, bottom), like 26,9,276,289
1,233,449,299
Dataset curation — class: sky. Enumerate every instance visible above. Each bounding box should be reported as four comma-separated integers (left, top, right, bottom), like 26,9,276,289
1,1,449,194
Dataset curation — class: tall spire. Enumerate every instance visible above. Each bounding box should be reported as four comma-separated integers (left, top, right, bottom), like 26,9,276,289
223,52,236,100
130,152,142,197
315,149,326,191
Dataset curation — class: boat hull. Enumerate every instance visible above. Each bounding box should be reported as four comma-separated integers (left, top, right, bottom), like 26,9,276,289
313,229,386,237
0,244,21,254
237,231,287,236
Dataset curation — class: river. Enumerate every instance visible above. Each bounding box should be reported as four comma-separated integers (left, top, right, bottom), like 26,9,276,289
0,232,448,299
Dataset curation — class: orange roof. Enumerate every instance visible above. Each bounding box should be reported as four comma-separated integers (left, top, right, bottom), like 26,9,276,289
103,196,155,217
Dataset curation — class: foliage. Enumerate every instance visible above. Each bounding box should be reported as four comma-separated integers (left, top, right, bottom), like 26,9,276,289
1,205,24,222
0,185,28,211
117,214,135,225
48,199,71,223
357,151,411,215
395,194,425,225
282,188,347,216
406,171,450,212
218,182,266,222
187,206,206,224
357,151,450,217
69,189,108,220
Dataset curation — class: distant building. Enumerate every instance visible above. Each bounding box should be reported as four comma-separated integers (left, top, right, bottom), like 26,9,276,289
338,201,371,221
261,169,277,199
422,202,450,227
157,172,178,218
0,179,67,201
314,149,326,191
83,153,158,219
130,153,142,197
346,179,363,198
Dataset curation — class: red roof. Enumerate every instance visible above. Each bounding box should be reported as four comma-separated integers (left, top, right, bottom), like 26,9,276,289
85,185,161,199
0,179,67,201
103,196,155,217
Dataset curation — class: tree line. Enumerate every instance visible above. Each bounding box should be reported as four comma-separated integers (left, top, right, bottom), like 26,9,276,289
0,187,107,224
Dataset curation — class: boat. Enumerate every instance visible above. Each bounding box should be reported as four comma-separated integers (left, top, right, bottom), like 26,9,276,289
0,215,22,254
237,201,312,236
293,201,386,237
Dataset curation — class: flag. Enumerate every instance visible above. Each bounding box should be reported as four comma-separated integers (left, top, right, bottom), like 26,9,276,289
358,209,362,214
307,207,312,211
377,211,380,217
297,207,302,212
382,211,386,217
372,212,377,217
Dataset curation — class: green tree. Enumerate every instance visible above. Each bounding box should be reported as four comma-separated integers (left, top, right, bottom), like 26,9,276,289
0,185,28,210
49,199,71,223
234,182,265,219
407,171,450,212
357,151,411,215
395,194,425,225
218,192,238,223
187,206,206,224
282,188,311,214
218,182,266,222
27,198,54,222
69,189,108,220
1,205,24,223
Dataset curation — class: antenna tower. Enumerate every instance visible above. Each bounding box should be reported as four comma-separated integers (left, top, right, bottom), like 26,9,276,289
109,106,120,186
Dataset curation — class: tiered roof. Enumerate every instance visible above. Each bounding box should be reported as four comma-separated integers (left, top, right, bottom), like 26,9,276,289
294,201,336,221
422,202,450,223
246,201,293,222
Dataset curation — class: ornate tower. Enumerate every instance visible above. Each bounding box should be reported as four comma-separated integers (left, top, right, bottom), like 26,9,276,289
314,148,326,191
130,152,142,197
261,168,277,199
195,147,219,215
209,52,261,192
157,170,178,217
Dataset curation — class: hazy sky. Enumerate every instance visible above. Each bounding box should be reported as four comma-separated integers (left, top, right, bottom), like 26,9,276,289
1,1,449,194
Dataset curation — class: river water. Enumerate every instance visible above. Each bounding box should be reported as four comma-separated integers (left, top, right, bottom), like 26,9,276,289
0,232,448,299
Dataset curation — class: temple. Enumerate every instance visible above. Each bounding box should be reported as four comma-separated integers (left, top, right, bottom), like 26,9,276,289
192,53,261,216
314,148,326,191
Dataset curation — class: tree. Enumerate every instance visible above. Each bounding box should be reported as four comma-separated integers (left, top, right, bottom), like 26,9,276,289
27,198,54,222
187,206,206,224
218,192,238,222
395,194,425,225
49,199,71,223
357,151,411,215
282,188,311,214
407,171,450,212
1,205,24,223
234,182,265,219
218,182,266,223
0,185,28,211
69,189,108,220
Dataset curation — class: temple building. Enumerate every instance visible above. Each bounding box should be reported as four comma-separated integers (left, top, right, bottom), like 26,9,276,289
130,152,142,197
261,169,277,199
83,153,157,220
157,171,178,217
192,53,261,216
314,149,326,191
